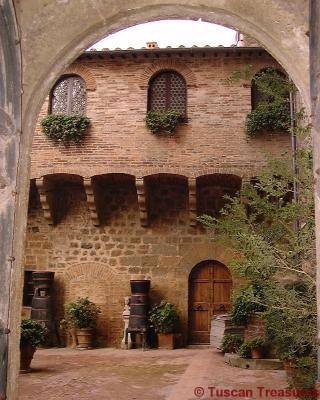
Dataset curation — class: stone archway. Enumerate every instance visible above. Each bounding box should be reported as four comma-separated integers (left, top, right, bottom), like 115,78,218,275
1,2,318,399
62,262,128,347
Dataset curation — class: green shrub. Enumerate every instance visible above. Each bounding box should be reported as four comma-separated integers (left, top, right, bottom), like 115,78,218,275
246,102,291,136
62,297,101,329
288,357,317,399
41,114,90,143
221,333,244,353
238,341,252,358
230,284,266,326
247,337,265,349
238,337,265,358
229,66,292,136
146,110,182,134
20,319,48,347
149,300,180,333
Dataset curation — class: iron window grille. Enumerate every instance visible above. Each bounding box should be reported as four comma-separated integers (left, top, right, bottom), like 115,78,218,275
50,75,86,115
148,70,187,119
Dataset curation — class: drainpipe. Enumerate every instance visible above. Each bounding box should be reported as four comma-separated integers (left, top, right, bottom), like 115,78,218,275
289,88,299,231
289,89,302,339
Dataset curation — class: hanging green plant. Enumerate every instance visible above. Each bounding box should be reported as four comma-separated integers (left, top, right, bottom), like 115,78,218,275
41,114,90,143
229,66,293,137
146,110,182,135
246,102,291,136
246,68,293,136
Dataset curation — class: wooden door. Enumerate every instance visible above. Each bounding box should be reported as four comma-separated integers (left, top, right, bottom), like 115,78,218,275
188,261,232,344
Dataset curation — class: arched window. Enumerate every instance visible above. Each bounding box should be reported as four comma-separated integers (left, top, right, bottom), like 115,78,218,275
148,70,187,117
50,75,86,115
251,68,288,110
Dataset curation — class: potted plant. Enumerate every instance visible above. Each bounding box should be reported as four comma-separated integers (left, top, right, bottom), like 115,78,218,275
146,110,182,134
20,319,47,373
41,114,90,144
221,333,244,354
149,300,180,349
62,297,101,349
238,337,265,359
248,337,265,359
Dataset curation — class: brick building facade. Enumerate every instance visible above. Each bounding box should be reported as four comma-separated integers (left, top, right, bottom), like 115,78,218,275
24,45,291,347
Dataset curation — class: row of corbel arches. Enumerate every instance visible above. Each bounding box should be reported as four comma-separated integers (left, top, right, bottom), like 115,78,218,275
29,172,247,227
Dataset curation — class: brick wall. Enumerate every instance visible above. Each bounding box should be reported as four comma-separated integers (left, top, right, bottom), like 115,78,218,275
30,49,291,180
244,313,265,341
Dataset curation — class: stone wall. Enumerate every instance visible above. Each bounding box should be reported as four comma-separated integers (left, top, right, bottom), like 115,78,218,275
25,176,238,347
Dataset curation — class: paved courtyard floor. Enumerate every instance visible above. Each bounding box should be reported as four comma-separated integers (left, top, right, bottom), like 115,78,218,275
19,347,293,400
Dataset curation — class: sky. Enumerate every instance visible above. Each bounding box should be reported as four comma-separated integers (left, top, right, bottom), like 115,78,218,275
91,20,236,50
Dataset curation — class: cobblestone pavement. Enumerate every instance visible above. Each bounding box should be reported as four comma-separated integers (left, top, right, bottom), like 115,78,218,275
18,348,292,400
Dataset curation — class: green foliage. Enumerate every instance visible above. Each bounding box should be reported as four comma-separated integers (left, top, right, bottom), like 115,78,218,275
62,297,101,329
247,337,265,349
230,66,293,136
41,114,90,143
149,300,180,333
146,110,182,134
230,284,266,326
221,333,244,353
246,102,291,136
238,337,265,358
199,141,316,385
20,319,48,347
238,341,252,358
290,357,317,395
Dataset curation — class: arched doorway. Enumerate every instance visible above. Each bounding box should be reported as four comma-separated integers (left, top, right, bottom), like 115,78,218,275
188,260,232,344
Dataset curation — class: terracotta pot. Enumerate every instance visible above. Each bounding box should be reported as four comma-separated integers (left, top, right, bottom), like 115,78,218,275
20,343,36,373
76,328,93,349
251,347,264,359
158,333,175,350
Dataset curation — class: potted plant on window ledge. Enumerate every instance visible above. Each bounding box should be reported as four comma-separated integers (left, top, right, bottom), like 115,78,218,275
149,300,180,349
146,110,183,135
41,113,90,144
61,297,101,349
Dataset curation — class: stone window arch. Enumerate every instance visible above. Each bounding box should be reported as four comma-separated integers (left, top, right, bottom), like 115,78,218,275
251,67,288,110
50,74,86,115
147,70,187,118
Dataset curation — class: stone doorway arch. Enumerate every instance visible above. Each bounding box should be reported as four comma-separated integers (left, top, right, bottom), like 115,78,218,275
1,2,318,399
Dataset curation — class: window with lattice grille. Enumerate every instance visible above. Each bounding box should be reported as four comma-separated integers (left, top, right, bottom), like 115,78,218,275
50,75,86,115
148,70,187,117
